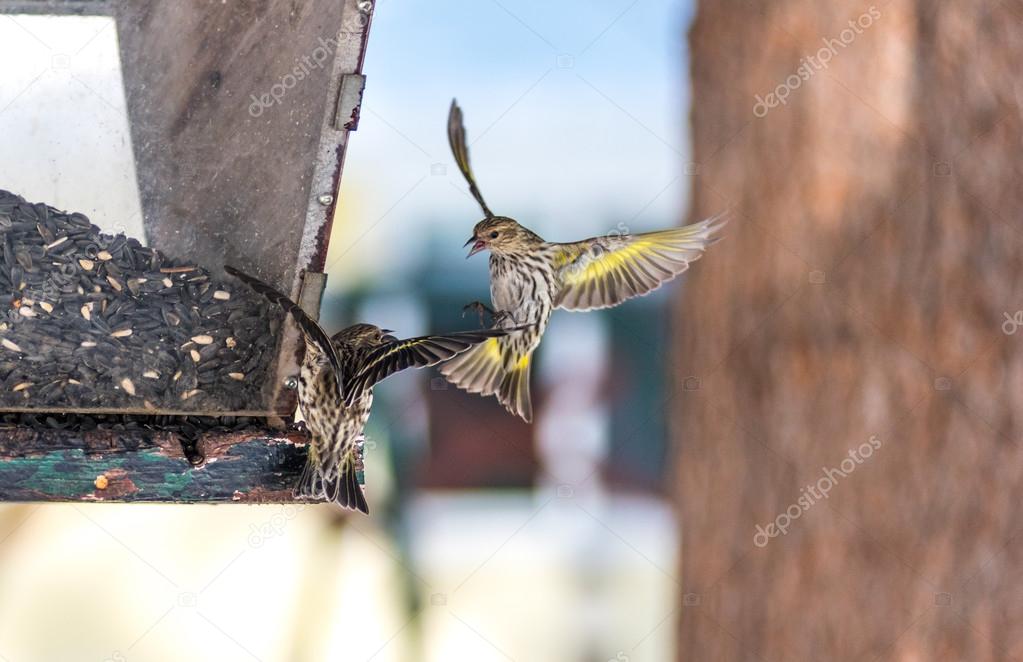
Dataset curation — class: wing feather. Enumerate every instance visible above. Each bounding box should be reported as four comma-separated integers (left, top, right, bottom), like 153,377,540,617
553,214,727,311
448,99,494,218
225,266,344,398
345,328,507,403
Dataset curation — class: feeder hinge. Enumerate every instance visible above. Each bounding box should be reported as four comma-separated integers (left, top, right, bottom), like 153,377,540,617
298,271,328,322
334,73,366,131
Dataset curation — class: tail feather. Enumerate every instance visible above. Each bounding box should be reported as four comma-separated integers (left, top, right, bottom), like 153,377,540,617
295,460,324,500
439,338,505,396
323,454,369,514
440,338,534,422
498,358,533,423
294,454,369,514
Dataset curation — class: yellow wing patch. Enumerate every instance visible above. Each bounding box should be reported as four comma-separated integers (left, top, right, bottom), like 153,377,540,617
555,217,727,311
552,248,577,268
477,336,528,372
561,239,657,287
484,337,503,363
484,336,529,371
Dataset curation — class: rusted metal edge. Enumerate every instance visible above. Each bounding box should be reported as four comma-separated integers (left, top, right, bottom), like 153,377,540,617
0,424,332,502
296,0,373,278
335,73,367,131
0,0,112,15
272,0,375,413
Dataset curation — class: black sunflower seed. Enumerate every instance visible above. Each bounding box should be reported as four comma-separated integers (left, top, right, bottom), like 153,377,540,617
0,190,284,412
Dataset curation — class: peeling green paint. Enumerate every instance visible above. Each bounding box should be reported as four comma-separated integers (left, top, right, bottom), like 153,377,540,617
0,437,316,503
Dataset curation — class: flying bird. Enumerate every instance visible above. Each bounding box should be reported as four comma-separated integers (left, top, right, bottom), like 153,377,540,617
226,265,508,513
440,99,727,422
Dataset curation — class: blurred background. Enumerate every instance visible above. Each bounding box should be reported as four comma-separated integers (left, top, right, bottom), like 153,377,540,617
0,1,692,660
3,0,1021,660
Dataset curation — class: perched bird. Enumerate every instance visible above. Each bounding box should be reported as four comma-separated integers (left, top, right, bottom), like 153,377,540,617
225,265,508,513
440,99,727,422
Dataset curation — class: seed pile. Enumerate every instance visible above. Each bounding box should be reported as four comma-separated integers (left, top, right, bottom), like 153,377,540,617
0,190,283,411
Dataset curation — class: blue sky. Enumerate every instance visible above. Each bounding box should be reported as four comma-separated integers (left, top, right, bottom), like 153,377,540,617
328,0,696,289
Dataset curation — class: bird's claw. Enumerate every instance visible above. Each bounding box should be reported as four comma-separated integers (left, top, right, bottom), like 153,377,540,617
462,300,494,328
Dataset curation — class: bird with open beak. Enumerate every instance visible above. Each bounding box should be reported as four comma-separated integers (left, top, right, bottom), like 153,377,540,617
464,233,493,258
440,99,728,423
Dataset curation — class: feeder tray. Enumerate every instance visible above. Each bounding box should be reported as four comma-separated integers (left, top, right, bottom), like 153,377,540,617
0,0,373,501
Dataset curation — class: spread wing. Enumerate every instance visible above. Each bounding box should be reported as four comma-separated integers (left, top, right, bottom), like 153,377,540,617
345,328,508,404
224,266,344,398
448,99,494,218
553,214,727,311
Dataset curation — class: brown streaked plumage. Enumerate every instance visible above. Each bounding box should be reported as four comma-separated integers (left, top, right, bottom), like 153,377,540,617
440,99,728,422
226,266,508,513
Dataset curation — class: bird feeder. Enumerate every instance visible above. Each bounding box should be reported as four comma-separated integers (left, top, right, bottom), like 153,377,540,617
0,0,372,501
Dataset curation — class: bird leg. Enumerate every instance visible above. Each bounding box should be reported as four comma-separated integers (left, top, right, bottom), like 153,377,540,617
462,300,496,328
462,301,512,329
490,310,512,327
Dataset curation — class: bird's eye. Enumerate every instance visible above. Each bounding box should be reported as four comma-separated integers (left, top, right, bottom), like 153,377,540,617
489,231,499,239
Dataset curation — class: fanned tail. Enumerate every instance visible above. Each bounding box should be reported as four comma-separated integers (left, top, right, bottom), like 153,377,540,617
295,460,324,500
439,338,534,422
438,338,504,396
322,453,369,514
498,356,533,422
294,452,368,514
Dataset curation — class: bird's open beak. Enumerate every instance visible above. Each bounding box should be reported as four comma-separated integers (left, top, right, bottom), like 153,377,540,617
464,236,487,258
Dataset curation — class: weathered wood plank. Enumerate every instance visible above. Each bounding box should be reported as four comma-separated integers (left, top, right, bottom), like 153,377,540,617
0,423,320,502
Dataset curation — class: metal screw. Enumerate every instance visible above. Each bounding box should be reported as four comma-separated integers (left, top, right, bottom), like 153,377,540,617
284,376,299,390
317,194,334,206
